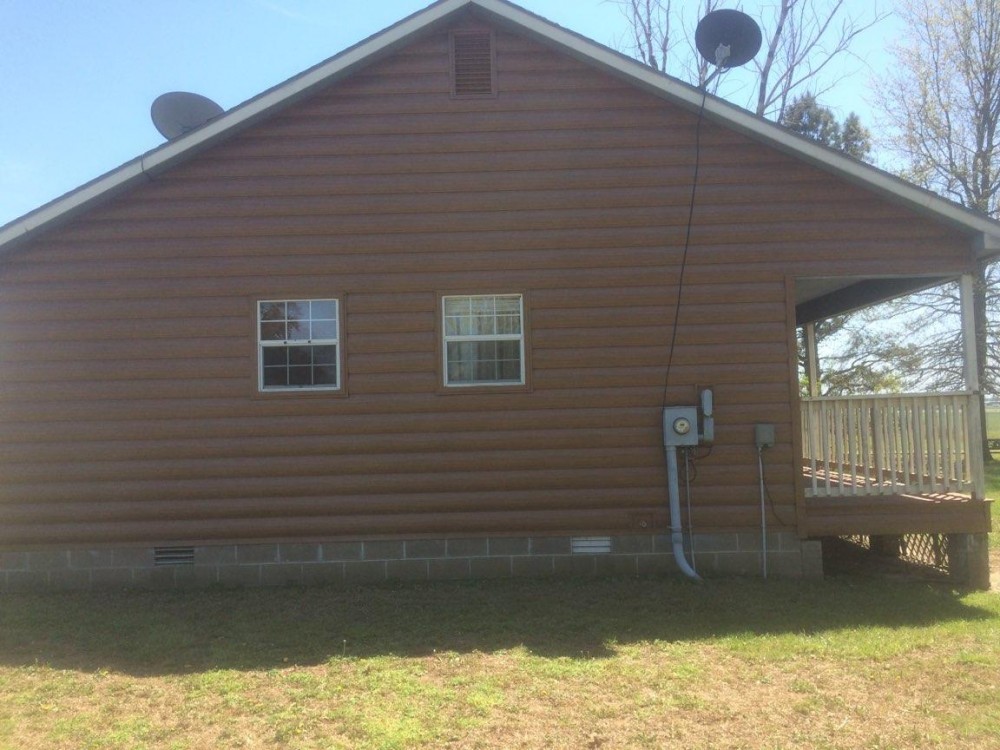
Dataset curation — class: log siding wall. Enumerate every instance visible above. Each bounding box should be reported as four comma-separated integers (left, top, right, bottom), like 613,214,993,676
0,22,975,549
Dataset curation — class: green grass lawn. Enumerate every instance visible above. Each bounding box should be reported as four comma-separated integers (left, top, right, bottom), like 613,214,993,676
985,407,1000,444
1,576,998,749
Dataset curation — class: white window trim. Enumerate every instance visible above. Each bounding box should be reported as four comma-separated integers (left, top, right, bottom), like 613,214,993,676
258,298,342,393
442,293,525,388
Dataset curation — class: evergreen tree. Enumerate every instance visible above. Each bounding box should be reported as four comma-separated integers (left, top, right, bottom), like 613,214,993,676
780,92,872,161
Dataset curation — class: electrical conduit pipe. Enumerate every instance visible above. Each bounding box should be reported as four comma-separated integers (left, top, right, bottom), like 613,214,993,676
666,446,702,582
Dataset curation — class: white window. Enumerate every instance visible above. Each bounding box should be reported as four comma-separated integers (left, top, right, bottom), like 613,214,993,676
258,299,340,391
442,294,524,387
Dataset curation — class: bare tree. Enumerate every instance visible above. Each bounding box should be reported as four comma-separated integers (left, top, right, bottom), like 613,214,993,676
614,0,673,73
880,0,1000,213
611,0,722,85
612,0,886,119
876,0,1000,459
752,0,886,118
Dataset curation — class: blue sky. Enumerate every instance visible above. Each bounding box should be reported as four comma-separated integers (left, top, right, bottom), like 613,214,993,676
0,0,893,227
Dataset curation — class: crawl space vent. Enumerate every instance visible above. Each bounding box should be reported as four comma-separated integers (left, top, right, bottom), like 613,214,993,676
154,546,195,566
571,536,612,555
452,31,495,96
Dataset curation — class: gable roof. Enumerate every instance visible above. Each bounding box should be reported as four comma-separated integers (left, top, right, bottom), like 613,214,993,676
3,0,1000,259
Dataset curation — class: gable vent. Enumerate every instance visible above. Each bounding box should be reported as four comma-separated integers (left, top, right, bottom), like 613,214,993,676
452,31,495,97
154,546,195,566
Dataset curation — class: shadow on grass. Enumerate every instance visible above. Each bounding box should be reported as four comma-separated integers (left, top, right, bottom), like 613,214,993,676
0,574,995,676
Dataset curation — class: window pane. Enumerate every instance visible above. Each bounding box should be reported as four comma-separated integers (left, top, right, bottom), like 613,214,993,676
312,345,338,365
494,296,520,313
259,302,285,321
497,340,521,380
286,320,309,341
288,346,312,366
475,357,497,381
260,321,286,341
444,298,470,316
313,365,338,386
497,340,520,358
311,320,338,340
262,347,288,367
496,313,520,334
498,358,520,380
286,301,308,320
263,366,288,387
470,297,493,314
288,366,312,386
448,359,472,383
470,314,495,335
310,300,337,320
446,342,472,383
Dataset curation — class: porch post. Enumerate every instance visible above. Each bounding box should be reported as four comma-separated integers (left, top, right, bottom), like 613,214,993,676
960,274,986,500
804,322,820,397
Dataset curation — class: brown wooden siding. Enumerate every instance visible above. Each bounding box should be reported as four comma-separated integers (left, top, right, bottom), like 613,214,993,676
0,22,977,548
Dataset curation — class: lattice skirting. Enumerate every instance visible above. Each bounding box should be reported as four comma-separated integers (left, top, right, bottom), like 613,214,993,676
842,533,951,572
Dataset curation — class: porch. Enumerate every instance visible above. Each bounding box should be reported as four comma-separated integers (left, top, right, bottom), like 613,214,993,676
796,273,992,546
799,392,992,537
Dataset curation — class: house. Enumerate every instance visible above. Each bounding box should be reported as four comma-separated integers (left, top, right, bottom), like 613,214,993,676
0,0,993,590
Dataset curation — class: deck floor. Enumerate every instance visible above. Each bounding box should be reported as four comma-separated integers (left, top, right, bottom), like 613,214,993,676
801,466,991,537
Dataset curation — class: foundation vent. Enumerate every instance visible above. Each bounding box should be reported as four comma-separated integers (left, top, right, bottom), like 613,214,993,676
571,536,612,555
452,31,495,97
154,546,195,566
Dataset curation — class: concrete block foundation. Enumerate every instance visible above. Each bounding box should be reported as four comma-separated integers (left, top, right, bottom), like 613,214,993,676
0,531,824,591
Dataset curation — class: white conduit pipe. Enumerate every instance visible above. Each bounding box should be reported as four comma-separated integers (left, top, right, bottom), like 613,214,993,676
666,446,702,581
758,447,768,579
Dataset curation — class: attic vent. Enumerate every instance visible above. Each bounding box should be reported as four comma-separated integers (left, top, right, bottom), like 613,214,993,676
452,31,495,97
571,536,612,555
154,546,195,566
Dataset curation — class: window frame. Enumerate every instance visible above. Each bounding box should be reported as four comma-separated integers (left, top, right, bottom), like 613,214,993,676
440,293,527,389
256,297,343,394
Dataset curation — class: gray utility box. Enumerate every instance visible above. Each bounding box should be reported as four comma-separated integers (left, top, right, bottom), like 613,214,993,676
663,406,700,447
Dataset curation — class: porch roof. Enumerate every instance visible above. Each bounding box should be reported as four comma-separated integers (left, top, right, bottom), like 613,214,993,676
795,276,956,326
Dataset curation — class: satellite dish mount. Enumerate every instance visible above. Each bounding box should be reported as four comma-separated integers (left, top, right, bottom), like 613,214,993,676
694,9,763,88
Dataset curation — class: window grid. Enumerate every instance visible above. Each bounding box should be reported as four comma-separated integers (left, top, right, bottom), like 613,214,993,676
442,294,524,387
258,299,340,392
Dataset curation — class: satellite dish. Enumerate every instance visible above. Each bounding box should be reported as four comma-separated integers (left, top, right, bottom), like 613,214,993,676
695,9,762,69
150,91,224,140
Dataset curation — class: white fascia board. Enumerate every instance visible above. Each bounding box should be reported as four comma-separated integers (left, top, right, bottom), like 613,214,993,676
0,159,146,249
470,0,1000,259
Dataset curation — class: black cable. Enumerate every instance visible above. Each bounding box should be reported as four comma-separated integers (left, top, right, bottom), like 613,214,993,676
661,87,709,408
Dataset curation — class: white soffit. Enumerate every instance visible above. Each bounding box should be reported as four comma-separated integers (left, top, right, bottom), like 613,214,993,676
2,0,1000,257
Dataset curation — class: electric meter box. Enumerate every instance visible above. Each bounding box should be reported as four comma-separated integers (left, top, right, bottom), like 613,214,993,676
663,406,700,447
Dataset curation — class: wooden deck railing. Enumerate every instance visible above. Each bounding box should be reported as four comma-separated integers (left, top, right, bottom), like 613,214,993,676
801,392,977,497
